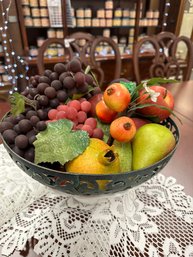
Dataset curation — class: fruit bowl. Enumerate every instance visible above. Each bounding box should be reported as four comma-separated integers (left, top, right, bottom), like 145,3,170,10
1,117,179,195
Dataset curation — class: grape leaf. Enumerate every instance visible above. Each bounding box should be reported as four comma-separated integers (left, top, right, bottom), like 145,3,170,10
9,93,25,116
121,81,136,95
33,119,90,165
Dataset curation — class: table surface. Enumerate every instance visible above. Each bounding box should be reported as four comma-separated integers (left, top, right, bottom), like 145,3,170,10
0,80,193,257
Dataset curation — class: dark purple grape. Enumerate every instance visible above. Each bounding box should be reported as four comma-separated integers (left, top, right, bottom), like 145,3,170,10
26,110,37,119
75,72,86,87
29,87,39,97
0,121,14,133
15,135,29,149
59,72,69,82
29,135,37,145
26,129,36,138
39,75,50,84
34,75,40,82
49,72,59,81
49,98,60,108
37,109,48,120
12,145,24,157
21,88,29,96
30,115,40,126
37,83,49,94
67,87,78,97
44,86,57,99
44,69,52,77
63,76,75,89
31,79,38,87
57,90,68,102
24,147,35,162
15,114,25,123
54,63,66,74
2,129,17,144
68,58,81,73
78,83,89,93
85,74,94,85
51,80,63,90
3,115,16,124
38,95,49,106
36,121,47,131
18,119,33,133
13,124,21,134
90,87,101,95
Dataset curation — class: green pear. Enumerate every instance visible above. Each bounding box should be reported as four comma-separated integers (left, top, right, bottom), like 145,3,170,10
132,123,176,170
114,140,132,172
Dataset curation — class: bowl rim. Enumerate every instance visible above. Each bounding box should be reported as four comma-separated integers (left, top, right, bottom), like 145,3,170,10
0,113,180,178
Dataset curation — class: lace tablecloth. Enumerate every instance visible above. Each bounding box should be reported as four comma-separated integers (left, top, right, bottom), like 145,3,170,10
0,144,193,257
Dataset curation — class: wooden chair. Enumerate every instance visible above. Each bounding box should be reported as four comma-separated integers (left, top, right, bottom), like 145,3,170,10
90,36,121,86
36,32,94,75
36,33,121,87
133,32,193,84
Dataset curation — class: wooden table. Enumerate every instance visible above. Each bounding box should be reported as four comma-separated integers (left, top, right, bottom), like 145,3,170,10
0,80,193,257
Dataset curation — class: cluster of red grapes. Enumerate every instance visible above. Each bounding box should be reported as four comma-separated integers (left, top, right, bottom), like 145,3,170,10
0,57,103,162
48,99,104,139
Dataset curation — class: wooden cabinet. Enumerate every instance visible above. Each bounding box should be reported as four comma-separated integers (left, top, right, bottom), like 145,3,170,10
14,0,185,83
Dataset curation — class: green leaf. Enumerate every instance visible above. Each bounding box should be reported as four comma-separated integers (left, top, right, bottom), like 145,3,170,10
146,77,178,86
33,119,90,165
85,65,91,74
121,81,138,100
130,103,182,124
9,93,25,116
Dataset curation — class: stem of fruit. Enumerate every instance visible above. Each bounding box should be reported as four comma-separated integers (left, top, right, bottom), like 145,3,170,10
107,134,114,146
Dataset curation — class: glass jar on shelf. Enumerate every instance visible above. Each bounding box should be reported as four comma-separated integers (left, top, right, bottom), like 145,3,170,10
47,45,58,57
24,16,33,26
22,6,31,16
29,0,38,7
40,7,49,17
106,18,112,27
29,46,38,57
114,8,122,18
47,29,56,38
105,9,113,19
56,29,64,38
39,0,47,7
84,8,92,18
113,18,121,27
92,18,99,27
41,17,49,27
76,8,84,18
33,17,41,27
31,7,40,17
76,18,85,27
97,9,105,18
85,18,91,27
105,0,113,9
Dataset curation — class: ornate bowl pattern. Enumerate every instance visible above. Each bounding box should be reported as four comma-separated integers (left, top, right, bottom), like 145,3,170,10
1,118,179,195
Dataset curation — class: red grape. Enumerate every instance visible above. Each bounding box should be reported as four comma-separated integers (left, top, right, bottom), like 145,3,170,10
48,109,58,120
80,101,91,112
84,117,97,129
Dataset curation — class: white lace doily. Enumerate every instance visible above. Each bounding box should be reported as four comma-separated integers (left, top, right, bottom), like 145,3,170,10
0,144,193,257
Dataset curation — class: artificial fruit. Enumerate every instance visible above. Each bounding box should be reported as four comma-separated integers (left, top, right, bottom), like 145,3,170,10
132,123,176,170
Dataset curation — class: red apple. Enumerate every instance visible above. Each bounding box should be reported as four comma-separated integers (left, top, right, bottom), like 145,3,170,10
136,85,174,121
88,93,102,117
132,117,151,130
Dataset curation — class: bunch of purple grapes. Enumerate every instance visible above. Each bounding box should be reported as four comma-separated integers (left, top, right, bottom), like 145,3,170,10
22,57,101,108
0,57,102,162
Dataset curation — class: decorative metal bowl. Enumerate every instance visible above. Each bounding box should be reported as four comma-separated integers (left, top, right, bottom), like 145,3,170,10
1,117,179,195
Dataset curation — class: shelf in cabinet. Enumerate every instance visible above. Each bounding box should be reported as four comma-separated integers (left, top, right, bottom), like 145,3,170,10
25,52,154,66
